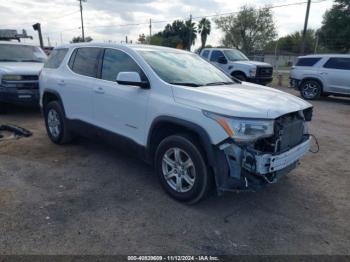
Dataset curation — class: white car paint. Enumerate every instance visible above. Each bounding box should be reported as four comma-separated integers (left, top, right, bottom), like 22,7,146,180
40,43,311,147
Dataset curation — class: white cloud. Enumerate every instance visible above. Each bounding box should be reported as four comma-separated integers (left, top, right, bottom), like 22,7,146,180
0,0,334,48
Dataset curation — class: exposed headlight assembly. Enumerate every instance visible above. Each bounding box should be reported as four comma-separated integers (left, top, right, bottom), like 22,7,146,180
203,111,274,142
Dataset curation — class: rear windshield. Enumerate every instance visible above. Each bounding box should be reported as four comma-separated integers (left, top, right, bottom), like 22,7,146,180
296,57,321,67
0,44,47,63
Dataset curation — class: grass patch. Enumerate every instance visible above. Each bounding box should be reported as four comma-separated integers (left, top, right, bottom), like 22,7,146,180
270,72,289,87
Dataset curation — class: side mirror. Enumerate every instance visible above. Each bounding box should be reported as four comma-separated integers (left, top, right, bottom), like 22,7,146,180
116,72,150,89
217,56,227,64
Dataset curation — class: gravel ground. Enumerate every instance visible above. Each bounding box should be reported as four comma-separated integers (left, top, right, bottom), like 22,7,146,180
0,86,349,255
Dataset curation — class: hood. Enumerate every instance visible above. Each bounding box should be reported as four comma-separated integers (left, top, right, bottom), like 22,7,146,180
172,82,312,119
232,60,272,67
0,62,44,75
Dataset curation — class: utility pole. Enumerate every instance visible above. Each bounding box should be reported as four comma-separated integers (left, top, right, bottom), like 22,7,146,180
188,14,192,51
301,0,311,55
78,0,86,41
125,35,128,44
314,33,319,54
149,18,152,44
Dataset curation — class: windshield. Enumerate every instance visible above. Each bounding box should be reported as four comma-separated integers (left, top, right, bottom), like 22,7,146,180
0,44,47,62
223,49,249,61
137,49,233,87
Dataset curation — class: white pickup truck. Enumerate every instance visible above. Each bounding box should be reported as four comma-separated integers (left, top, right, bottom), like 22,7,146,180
0,41,47,112
39,44,312,203
200,48,273,85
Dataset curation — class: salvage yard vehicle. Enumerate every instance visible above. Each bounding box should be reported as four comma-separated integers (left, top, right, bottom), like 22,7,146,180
39,43,313,203
0,41,47,112
290,54,350,100
200,47,273,85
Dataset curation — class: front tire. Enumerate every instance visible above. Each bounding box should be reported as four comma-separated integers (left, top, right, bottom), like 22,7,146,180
232,72,247,82
155,134,210,204
300,80,322,100
44,101,73,144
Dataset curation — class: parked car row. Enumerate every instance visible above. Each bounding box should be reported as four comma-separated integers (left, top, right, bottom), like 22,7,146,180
37,43,313,203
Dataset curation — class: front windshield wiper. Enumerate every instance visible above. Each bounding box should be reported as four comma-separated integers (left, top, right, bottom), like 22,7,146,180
203,81,234,86
20,59,44,62
170,82,201,87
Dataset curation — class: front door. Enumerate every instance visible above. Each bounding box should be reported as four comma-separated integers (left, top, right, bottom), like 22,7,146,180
93,48,150,145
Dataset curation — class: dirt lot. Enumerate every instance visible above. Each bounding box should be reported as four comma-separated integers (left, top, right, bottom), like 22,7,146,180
0,86,349,255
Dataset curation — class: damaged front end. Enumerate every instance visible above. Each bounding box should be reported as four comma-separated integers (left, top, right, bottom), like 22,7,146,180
211,108,313,194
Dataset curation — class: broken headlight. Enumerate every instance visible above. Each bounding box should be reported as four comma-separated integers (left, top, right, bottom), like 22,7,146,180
203,111,274,142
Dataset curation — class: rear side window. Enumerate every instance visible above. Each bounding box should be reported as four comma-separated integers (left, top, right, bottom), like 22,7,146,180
44,48,68,69
201,50,210,59
210,50,225,62
69,47,102,77
323,57,350,70
101,49,146,82
295,57,321,67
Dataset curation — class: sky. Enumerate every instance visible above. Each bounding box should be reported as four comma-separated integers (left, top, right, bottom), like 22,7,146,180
0,0,334,49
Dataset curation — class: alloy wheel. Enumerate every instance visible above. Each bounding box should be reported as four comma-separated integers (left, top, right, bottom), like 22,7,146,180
47,109,61,138
161,147,196,193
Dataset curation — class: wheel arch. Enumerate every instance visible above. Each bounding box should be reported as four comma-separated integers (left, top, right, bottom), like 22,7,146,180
230,70,247,78
146,116,216,168
42,89,66,115
300,77,324,91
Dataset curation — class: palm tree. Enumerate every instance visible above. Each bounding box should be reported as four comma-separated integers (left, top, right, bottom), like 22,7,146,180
198,18,211,51
184,19,197,51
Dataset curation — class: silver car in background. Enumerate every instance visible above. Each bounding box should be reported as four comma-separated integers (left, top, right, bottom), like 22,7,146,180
290,54,350,100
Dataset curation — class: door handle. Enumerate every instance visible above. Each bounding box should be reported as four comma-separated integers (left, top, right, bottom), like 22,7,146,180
94,87,105,94
320,72,328,75
57,80,65,86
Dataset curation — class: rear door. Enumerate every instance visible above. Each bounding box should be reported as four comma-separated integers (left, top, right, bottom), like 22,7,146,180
93,48,150,144
320,57,350,94
63,47,102,123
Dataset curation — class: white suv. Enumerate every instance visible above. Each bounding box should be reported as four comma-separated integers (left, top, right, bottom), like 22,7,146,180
40,43,313,203
290,54,350,100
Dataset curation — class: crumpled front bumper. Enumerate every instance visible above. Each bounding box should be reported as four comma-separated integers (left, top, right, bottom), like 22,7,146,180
214,135,311,193
243,137,311,175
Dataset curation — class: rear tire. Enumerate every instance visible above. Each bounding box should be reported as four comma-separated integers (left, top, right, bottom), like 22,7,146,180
44,101,73,144
155,134,210,204
300,79,322,100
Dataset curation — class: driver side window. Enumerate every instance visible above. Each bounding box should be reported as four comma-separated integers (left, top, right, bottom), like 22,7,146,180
101,49,146,82
210,50,225,62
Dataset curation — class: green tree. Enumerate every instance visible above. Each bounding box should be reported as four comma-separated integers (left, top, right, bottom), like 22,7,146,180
184,19,197,50
215,5,277,54
70,36,93,43
266,29,317,54
319,0,350,53
149,19,197,50
198,18,211,51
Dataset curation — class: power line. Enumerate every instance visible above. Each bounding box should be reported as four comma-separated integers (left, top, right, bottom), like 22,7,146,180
0,0,330,38
85,0,329,29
